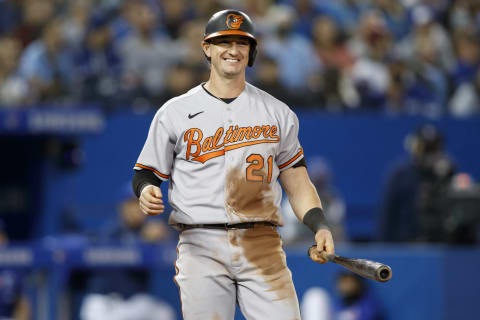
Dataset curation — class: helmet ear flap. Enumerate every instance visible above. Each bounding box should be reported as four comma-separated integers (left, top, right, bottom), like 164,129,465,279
248,45,257,67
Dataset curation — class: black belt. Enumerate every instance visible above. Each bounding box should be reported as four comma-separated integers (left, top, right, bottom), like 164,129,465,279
177,222,276,230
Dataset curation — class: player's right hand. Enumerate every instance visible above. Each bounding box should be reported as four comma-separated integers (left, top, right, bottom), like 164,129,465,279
139,185,165,215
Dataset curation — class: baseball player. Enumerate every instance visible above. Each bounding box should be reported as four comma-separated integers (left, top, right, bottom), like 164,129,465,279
132,9,334,319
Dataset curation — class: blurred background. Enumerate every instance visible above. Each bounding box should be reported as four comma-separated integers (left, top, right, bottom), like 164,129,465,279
0,0,479,319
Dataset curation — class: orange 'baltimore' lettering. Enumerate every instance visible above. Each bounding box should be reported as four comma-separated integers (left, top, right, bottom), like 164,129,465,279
261,125,271,137
224,126,235,144
252,126,262,139
231,125,241,142
185,124,280,163
184,128,203,160
213,127,224,149
236,127,253,141
202,136,214,153
269,126,278,139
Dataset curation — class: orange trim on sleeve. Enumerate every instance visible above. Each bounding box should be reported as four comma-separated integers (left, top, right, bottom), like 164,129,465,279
278,148,304,169
135,163,169,179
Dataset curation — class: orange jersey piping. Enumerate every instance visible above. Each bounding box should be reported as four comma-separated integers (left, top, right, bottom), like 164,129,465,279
278,148,304,169
134,163,169,179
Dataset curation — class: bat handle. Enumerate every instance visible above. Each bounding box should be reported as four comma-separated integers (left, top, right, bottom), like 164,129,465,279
308,245,336,261
325,253,337,262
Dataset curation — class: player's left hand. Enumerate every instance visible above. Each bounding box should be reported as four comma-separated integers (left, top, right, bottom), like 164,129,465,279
310,229,335,264
139,185,165,216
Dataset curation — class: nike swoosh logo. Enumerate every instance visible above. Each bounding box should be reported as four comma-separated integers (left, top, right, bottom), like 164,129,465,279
188,111,204,119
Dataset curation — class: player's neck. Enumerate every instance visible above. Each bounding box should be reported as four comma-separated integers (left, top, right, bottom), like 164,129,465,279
205,71,245,98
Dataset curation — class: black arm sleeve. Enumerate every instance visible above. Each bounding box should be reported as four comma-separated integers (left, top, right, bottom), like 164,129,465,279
132,169,163,198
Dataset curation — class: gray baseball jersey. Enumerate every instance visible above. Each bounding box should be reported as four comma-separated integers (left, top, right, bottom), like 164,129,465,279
134,82,304,226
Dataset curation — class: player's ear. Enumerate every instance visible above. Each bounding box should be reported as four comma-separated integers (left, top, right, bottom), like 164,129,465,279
202,40,211,59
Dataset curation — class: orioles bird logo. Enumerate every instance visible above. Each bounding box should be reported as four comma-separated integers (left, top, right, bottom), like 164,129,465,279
226,13,244,29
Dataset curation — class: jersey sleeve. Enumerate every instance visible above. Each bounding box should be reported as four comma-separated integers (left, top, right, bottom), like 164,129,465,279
134,107,176,181
276,108,304,171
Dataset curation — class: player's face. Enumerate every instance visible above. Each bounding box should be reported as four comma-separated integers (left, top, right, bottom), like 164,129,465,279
204,36,250,77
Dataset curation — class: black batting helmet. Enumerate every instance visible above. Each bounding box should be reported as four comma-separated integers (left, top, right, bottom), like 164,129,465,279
203,9,258,67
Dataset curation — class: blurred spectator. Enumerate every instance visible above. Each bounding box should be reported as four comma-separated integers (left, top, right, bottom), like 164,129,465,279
262,5,322,91
450,66,480,117
190,0,224,20
450,28,480,86
63,0,93,50
117,0,182,106
290,0,322,39
0,270,31,320
103,184,170,244
155,62,201,106
312,15,354,72
348,9,388,59
0,221,31,320
73,12,122,109
301,286,333,320
244,0,275,36
309,15,356,110
12,0,55,49
349,10,393,110
0,0,21,35
301,272,385,320
108,0,140,42
373,0,409,40
253,55,301,107
78,185,173,319
17,18,75,105
449,0,470,31
333,272,385,320
332,0,370,33
0,36,29,106
447,27,480,117
280,157,347,244
449,0,480,32
384,53,411,114
175,19,210,80
177,19,206,65
160,0,194,40
404,33,448,117
398,4,454,73
379,124,457,242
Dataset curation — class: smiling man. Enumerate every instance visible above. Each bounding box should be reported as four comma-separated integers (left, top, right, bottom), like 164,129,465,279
132,9,335,320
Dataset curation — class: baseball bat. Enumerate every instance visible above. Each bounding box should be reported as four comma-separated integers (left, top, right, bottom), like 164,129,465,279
308,245,392,282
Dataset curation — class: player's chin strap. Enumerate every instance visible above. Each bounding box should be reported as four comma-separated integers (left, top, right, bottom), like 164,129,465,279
302,207,330,233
